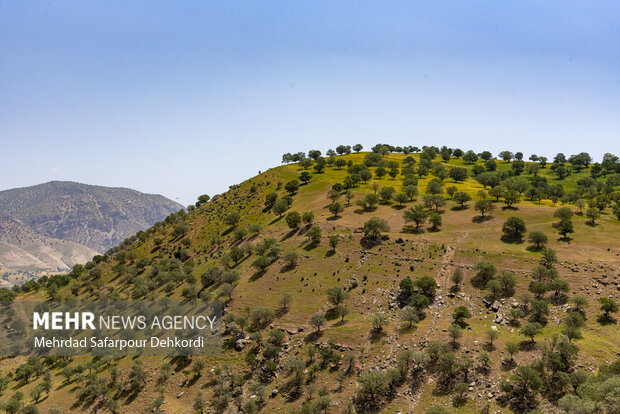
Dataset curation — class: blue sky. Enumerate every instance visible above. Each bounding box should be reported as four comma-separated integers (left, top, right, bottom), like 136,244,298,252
1,1,619,206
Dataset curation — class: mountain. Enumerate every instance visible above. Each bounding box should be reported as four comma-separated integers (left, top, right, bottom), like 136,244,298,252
0,181,183,272
0,212,98,270
4,150,620,413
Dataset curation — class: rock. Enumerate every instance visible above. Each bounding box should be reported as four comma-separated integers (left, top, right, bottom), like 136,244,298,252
491,301,501,312
177,392,184,399
271,389,279,398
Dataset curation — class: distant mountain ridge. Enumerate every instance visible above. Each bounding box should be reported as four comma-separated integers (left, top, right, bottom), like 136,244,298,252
0,181,183,272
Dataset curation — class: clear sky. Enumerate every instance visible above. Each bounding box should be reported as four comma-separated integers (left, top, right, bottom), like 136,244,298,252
1,1,619,206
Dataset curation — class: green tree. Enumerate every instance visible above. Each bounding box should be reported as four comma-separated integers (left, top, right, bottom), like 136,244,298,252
329,235,339,251
520,322,543,343
505,342,519,361
473,260,497,286
474,200,495,218
449,167,469,182
429,212,442,231
415,276,438,298
285,211,301,229
452,306,471,327
600,297,619,321
224,212,240,228
448,323,462,345
451,268,464,290
453,192,471,208
400,306,419,328
527,231,547,250
310,314,326,331
363,217,390,240
306,226,322,245
328,202,344,217
272,198,289,217
327,287,349,307
404,205,429,229
586,207,600,224
285,179,300,194
502,216,527,241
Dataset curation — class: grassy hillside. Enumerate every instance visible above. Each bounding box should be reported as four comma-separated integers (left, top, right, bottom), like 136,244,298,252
1,148,620,414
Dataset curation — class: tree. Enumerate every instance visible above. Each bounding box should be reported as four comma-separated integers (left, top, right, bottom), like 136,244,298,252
499,151,513,162
446,186,457,199
403,185,418,201
379,186,396,203
252,256,271,272
504,190,521,207
306,226,322,245
363,217,390,240
400,306,419,328
328,202,344,217
486,328,499,346
527,231,548,250
285,211,301,229
322,304,345,326
600,297,619,321
463,150,478,164
300,171,312,184
449,167,469,182
473,261,497,286
554,206,573,222
358,193,379,211
310,314,326,331
327,287,349,307
279,293,292,311
521,322,543,343
373,313,389,331
448,323,462,345
224,212,240,228
571,295,588,313
302,211,315,226
272,198,289,217
497,270,517,296
265,192,278,207
329,235,339,251
474,200,494,218
451,268,464,289
334,158,347,170
505,342,519,361
557,219,574,239
345,190,355,205
426,180,443,195
285,179,300,194
453,192,471,208
510,365,543,407
452,306,471,327
586,207,600,225
530,299,549,322
423,195,446,212
404,205,429,230
283,250,299,268
429,213,442,231
394,193,408,206
502,216,527,241
415,276,438,298
353,144,363,152
487,279,502,300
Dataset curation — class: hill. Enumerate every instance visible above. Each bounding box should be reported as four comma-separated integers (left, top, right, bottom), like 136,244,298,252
2,146,620,414
0,181,183,273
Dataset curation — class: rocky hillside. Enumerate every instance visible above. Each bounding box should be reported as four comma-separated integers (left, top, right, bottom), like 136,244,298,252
0,181,183,253
3,147,620,413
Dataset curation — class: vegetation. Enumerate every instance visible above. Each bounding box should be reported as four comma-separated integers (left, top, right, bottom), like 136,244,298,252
3,144,619,414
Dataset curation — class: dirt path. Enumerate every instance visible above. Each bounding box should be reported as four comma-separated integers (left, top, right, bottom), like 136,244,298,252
408,231,468,410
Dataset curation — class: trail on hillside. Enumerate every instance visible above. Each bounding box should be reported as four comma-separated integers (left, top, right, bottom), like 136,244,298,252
408,231,468,409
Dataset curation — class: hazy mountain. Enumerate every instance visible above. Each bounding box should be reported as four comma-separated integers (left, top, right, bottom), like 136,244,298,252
0,181,183,271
